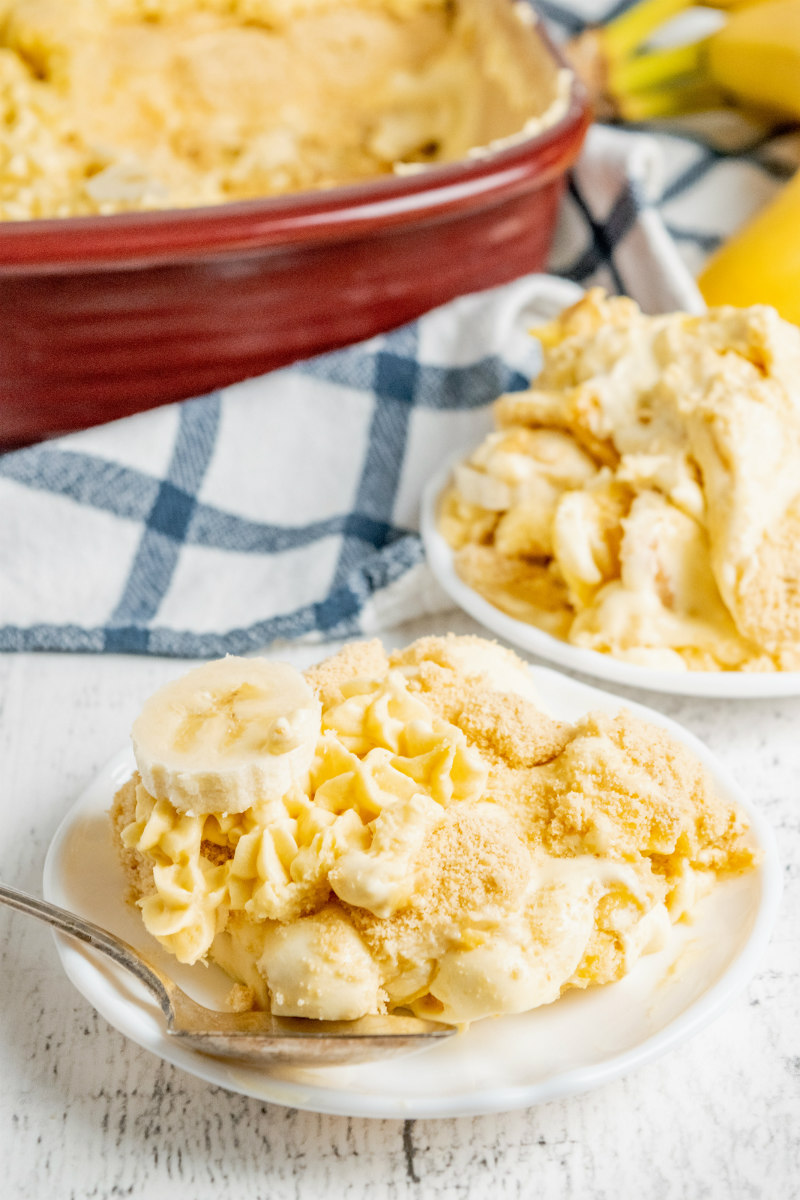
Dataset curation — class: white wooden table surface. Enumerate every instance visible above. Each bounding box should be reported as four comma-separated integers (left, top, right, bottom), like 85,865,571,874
1,611,798,1200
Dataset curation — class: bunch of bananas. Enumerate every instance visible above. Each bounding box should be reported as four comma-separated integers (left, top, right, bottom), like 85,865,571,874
568,0,800,123
568,0,800,323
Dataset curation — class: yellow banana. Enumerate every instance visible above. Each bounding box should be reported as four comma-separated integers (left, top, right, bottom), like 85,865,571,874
698,171,800,324
708,0,788,8
707,0,800,120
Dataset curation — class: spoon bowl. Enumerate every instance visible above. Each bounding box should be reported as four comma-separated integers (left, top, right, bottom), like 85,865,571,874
0,882,455,1067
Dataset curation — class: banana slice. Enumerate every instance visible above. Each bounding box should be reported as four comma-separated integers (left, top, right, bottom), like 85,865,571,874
131,657,322,814
453,461,513,511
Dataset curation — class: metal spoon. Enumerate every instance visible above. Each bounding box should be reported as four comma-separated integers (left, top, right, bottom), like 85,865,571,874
0,882,455,1067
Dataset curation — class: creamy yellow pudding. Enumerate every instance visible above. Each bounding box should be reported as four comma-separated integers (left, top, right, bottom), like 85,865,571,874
0,0,570,220
111,636,756,1024
440,291,800,672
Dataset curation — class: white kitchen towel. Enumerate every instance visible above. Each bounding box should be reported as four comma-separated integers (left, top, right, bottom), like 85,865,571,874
0,89,793,655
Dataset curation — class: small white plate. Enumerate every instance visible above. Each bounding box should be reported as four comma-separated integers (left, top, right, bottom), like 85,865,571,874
42,667,780,1119
422,456,800,698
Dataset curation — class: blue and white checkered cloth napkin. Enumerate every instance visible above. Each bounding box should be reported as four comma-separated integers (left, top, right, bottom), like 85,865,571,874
0,274,586,656
1,0,796,656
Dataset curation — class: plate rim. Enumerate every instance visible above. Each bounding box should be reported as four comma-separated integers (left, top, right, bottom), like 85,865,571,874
42,666,782,1119
421,454,800,699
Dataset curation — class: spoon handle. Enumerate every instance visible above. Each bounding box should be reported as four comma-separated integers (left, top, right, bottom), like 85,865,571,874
0,881,173,1016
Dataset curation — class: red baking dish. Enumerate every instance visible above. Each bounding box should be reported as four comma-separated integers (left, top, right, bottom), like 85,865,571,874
0,19,589,449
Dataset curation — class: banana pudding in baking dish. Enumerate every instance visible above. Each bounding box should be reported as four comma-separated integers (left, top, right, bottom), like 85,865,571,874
440,291,800,672
111,636,757,1025
0,0,570,220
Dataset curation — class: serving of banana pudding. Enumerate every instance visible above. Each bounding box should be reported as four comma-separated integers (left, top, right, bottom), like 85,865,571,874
111,635,757,1026
439,290,800,672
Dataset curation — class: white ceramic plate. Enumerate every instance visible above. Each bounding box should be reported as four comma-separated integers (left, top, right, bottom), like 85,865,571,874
421,456,800,698
42,667,781,1119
